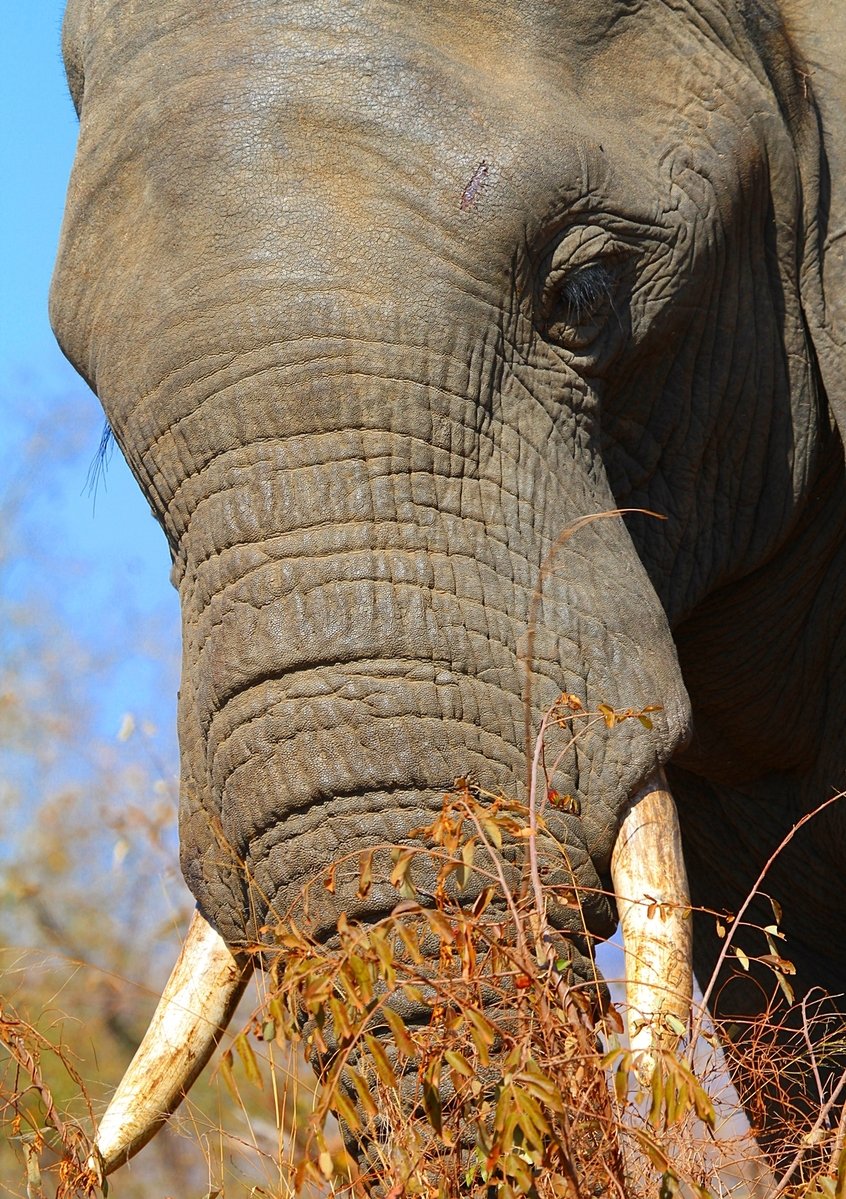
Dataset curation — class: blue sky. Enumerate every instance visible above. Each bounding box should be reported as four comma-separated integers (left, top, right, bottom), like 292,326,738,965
2,8,72,382
2,6,180,746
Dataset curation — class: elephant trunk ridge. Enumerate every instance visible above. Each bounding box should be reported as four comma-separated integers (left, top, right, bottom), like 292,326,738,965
610,769,693,1081
90,910,253,1177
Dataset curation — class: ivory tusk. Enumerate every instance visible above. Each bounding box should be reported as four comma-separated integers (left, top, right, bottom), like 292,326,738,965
91,910,253,1177
610,769,693,1081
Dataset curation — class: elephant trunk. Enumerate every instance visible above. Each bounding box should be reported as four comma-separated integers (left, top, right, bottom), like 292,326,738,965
91,773,691,1175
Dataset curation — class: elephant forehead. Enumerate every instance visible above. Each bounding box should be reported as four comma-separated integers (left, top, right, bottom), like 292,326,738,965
53,0,789,407
68,4,586,213
60,0,785,257
62,0,715,232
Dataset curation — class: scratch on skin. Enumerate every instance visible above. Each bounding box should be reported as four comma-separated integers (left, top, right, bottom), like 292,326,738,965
460,160,490,210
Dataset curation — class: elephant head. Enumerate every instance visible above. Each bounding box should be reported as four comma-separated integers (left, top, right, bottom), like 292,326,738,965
50,0,846,1177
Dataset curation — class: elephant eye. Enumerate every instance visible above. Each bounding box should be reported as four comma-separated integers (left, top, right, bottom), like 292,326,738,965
541,260,617,351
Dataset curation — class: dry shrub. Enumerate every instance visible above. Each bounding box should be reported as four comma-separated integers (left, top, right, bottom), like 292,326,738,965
4,700,846,1199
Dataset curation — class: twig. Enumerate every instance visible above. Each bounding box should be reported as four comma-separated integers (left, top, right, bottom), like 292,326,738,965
520,508,666,780
0,1024,66,1142
22,1137,45,1199
829,1088,846,1177
527,708,554,952
461,801,529,962
771,1062,846,1196
690,791,845,1051
801,988,828,1117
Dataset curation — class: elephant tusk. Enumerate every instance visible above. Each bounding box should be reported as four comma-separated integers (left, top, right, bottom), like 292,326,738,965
91,910,253,1177
610,769,693,1081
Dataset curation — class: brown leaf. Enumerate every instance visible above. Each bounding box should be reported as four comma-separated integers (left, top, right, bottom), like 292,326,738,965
444,1049,474,1079
234,1032,263,1090
425,909,455,943
358,849,374,900
383,1006,416,1059
423,1078,443,1136
390,848,417,897
597,702,617,728
455,837,475,890
365,1034,398,1090
465,1007,497,1065
346,1066,378,1118
758,953,796,974
327,1083,361,1132
631,1127,671,1172
478,813,503,851
218,1048,240,1105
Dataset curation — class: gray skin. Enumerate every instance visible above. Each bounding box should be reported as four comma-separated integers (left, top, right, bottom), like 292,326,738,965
51,0,846,1159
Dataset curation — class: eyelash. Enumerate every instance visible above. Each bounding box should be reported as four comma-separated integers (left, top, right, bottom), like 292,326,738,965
554,262,615,325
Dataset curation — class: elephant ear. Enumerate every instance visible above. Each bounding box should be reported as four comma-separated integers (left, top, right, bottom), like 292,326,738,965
777,1,846,434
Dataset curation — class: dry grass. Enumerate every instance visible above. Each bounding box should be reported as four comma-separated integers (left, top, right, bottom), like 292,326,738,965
3,700,845,1198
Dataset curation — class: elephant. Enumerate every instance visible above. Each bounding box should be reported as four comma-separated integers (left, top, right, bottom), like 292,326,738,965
50,0,846,1184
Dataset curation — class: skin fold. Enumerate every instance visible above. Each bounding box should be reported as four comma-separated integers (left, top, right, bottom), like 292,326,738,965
51,0,846,1164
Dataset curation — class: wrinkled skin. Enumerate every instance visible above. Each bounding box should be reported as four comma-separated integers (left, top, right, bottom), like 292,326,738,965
52,0,846,1160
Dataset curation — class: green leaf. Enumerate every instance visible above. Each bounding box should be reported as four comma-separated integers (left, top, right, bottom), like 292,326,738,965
664,1012,687,1038
692,1081,716,1128
659,1171,681,1199
614,1060,628,1105
648,1062,664,1129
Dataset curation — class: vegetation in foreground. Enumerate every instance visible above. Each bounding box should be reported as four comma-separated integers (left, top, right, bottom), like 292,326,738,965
4,694,845,1199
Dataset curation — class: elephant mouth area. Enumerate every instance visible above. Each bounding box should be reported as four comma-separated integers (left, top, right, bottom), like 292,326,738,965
96,772,693,1178
185,649,689,943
